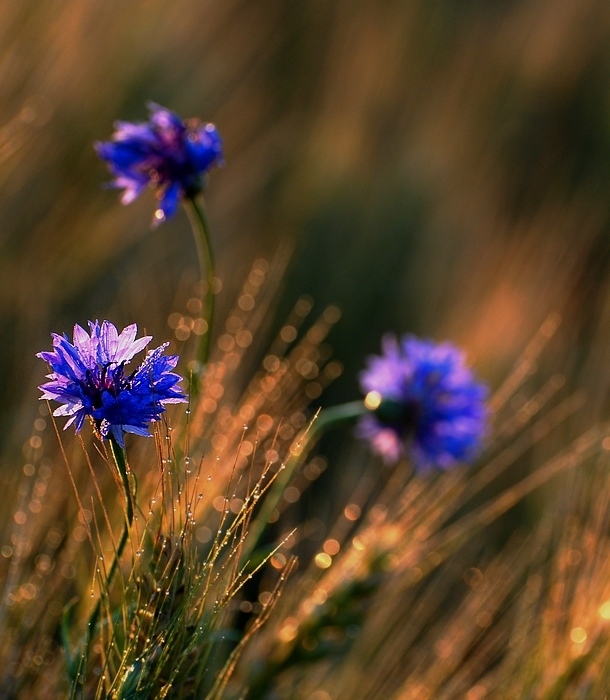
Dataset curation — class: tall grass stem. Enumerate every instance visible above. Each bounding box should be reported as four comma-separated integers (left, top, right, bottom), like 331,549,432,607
243,401,367,560
185,196,215,376
72,437,134,687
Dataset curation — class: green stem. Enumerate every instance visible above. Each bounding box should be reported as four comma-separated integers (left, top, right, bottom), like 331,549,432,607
185,195,215,375
243,401,367,561
70,437,134,685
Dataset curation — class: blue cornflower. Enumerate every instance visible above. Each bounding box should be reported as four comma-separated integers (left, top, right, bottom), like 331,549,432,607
95,102,223,225
358,335,488,470
38,320,187,447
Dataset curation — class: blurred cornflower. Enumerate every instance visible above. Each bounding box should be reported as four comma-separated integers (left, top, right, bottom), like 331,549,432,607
358,335,488,469
38,320,187,447
96,102,223,225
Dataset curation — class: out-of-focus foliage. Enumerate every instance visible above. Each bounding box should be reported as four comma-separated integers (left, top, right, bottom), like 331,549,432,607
4,2,610,697
4,0,610,448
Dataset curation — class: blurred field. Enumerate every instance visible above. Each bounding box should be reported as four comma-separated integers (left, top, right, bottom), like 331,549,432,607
4,2,610,696
1,0,610,526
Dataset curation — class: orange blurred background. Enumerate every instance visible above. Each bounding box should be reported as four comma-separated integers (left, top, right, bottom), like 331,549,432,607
2,0,610,450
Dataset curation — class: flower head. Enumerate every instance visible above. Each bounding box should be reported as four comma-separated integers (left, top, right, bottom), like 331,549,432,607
95,102,223,225
358,335,488,470
38,321,187,447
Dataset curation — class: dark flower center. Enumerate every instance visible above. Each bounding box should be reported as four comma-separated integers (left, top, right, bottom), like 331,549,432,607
84,362,130,410
374,398,422,436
